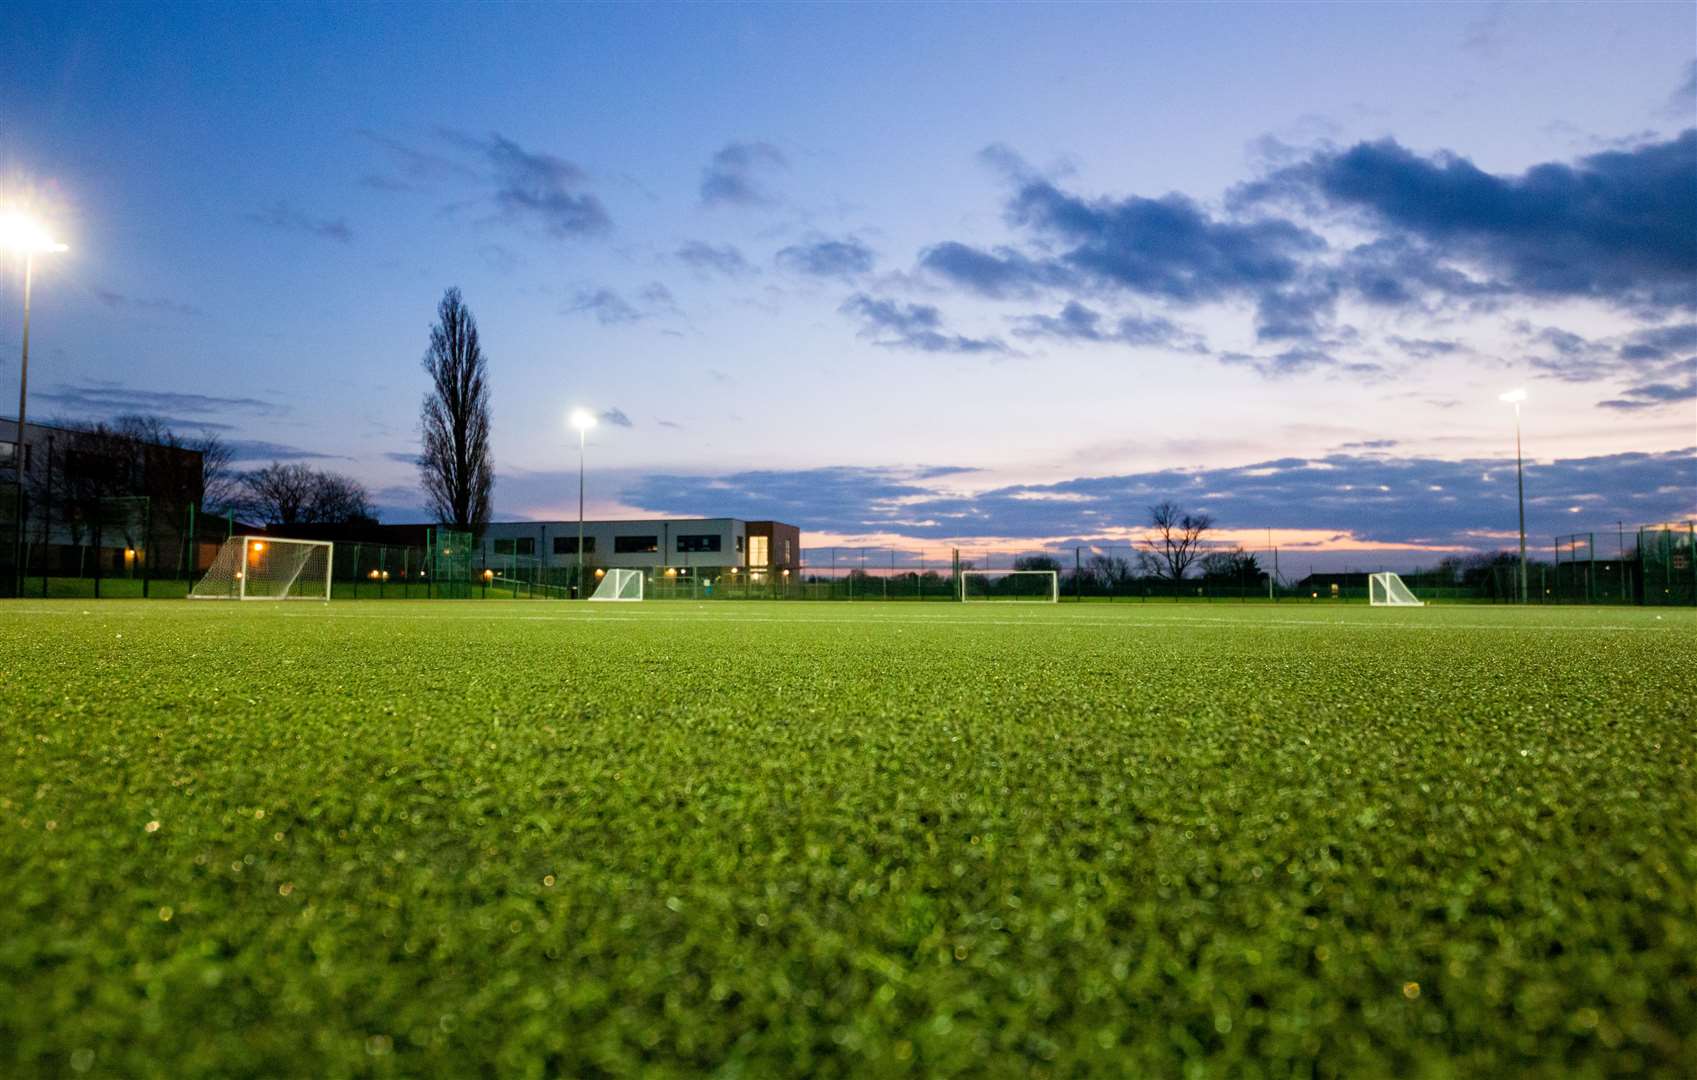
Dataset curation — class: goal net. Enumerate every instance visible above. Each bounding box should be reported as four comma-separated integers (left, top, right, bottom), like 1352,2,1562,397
1368,571,1424,607
190,536,333,601
959,569,1059,602
588,567,644,601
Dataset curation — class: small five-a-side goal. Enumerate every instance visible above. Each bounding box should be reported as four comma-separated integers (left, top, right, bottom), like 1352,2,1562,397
189,536,334,601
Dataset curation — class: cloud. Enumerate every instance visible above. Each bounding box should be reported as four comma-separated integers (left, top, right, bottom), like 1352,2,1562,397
621,448,1696,549
776,237,877,279
840,294,1012,355
1243,130,1697,310
245,202,352,243
918,242,1074,299
1218,347,1345,379
676,240,753,276
700,141,787,207
563,288,643,325
1598,380,1697,411
639,282,676,308
598,407,635,428
356,129,481,190
562,283,677,325
225,440,346,463
91,289,203,317
1670,61,1697,117
382,451,421,465
35,383,285,422
480,133,611,238
1386,336,1464,359
1011,300,1204,351
1618,322,1697,361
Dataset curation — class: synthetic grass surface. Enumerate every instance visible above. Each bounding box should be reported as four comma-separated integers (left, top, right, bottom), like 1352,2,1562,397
1,600,1693,1078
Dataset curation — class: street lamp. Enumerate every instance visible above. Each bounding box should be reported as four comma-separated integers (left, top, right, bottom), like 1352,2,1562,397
1499,388,1528,604
568,408,597,596
2,211,68,598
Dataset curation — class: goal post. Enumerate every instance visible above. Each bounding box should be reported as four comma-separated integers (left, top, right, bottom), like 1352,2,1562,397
959,569,1059,603
588,567,644,601
1368,571,1424,607
189,536,333,601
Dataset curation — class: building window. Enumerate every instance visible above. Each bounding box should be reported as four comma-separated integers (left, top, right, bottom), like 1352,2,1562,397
782,539,791,563
676,534,721,553
614,535,659,554
735,535,744,553
553,536,596,555
493,537,535,556
749,535,769,567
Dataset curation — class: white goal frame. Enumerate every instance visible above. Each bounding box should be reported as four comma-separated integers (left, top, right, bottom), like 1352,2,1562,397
189,536,333,601
1368,571,1424,607
958,569,1059,603
588,567,644,601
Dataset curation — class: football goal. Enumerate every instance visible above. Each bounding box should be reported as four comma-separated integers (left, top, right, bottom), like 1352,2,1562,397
190,536,333,601
1368,571,1424,607
959,569,1059,603
588,568,644,601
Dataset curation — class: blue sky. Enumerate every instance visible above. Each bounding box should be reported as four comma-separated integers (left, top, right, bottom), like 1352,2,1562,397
2,1,1693,569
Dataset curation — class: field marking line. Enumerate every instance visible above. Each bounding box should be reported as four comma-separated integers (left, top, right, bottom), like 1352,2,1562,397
2,603,1684,634
222,609,1688,633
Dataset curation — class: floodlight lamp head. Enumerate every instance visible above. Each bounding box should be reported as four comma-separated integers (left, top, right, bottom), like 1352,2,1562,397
1498,388,1528,404
568,408,597,433
0,211,68,255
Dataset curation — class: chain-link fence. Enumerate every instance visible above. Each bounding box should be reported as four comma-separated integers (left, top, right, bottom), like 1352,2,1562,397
2,502,1692,605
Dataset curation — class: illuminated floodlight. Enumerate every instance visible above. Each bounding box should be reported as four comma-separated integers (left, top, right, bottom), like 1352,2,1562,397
0,210,68,255
568,408,598,433
1498,388,1527,404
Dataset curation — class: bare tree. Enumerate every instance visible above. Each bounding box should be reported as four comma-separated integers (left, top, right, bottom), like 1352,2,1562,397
191,432,237,514
237,463,374,526
1139,500,1214,581
419,287,493,535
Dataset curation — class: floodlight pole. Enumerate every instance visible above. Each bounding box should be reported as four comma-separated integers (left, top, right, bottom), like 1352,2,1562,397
576,424,586,593
11,252,32,598
1513,401,1527,604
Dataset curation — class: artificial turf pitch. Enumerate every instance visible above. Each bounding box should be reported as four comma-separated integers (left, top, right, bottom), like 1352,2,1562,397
1,599,1692,1078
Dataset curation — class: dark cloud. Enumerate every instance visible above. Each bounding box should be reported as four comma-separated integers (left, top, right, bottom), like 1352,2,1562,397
481,134,611,238
676,241,753,276
1244,130,1697,310
1386,336,1463,359
225,440,346,463
1618,322,1697,361
840,294,1011,355
245,202,352,243
1219,347,1345,379
700,141,786,207
1598,380,1697,411
1011,301,1203,351
918,242,1073,299
598,407,635,428
622,448,1696,549
924,180,1321,307
1671,61,1697,116
91,289,203,317
563,288,643,325
358,129,480,186
640,282,677,308
776,237,876,279
36,383,284,421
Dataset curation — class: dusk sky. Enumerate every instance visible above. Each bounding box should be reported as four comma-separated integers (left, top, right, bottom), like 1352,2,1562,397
3,1,1693,569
